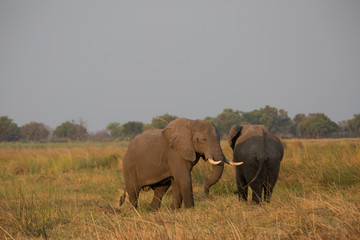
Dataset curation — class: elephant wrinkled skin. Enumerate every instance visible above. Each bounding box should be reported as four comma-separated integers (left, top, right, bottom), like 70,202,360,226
120,118,240,210
228,124,284,204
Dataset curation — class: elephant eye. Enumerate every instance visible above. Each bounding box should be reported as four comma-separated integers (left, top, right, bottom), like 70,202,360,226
203,137,206,142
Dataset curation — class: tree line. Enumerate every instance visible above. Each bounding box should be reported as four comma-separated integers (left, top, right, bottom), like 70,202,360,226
1,106,359,142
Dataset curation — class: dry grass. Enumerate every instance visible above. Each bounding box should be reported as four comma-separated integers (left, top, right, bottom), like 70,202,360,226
0,139,359,239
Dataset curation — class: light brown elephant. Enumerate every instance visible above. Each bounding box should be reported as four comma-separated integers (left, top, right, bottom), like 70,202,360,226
119,118,241,210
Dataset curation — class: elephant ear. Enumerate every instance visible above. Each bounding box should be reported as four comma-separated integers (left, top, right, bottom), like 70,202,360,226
228,125,243,150
162,118,196,162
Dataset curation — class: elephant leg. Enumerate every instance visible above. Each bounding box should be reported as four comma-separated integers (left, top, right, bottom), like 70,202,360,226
178,176,194,208
127,182,141,209
149,183,171,211
172,173,193,208
264,164,280,203
250,181,263,204
264,158,280,203
128,189,141,209
263,177,272,203
171,179,183,209
168,156,194,209
264,184,274,203
236,167,248,201
238,184,248,202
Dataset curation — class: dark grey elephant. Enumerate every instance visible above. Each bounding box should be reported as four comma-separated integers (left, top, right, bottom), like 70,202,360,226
228,124,284,204
119,118,241,210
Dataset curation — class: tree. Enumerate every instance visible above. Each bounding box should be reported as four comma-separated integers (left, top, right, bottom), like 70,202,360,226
106,122,121,138
347,114,360,137
120,121,144,140
276,108,296,137
337,120,350,138
205,108,244,138
151,114,178,129
0,116,20,141
242,106,295,137
297,113,339,138
293,113,307,137
293,113,306,125
21,122,50,142
88,130,111,141
53,120,88,140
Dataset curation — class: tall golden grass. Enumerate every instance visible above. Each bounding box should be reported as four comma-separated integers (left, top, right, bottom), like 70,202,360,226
0,139,359,239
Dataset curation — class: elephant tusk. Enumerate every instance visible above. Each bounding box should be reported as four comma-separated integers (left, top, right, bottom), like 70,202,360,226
228,161,243,166
208,158,222,165
224,159,243,166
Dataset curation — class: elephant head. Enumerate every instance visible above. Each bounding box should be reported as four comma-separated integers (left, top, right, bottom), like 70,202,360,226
228,125,243,150
228,124,274,150
162,118,241,197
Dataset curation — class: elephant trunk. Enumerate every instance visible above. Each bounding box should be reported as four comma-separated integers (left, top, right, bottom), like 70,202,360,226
203,143,243,198
204,160,224,198
203,142,240,197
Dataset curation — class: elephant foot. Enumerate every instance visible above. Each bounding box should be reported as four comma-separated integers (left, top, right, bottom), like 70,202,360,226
170,202,182,210
147,205,160,212
251,198,262,205
148,199,162,211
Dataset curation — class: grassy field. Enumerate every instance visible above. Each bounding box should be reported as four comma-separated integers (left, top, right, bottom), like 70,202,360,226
0,139,359,239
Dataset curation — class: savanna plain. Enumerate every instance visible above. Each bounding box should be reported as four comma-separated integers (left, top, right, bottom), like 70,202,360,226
0,139,359,239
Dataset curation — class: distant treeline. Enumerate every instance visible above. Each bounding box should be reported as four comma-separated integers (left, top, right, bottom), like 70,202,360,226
1,105,359,142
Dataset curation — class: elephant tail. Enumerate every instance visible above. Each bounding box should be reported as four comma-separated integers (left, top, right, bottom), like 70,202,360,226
119,188,127,207
242,156,265,189
242,129,267,189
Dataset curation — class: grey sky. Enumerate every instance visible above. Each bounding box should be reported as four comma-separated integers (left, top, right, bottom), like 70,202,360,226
1,1,359,132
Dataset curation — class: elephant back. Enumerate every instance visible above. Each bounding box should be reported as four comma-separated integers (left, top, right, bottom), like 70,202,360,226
235,125,265,145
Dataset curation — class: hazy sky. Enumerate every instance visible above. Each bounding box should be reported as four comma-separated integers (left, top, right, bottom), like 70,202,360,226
1,1,359,132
